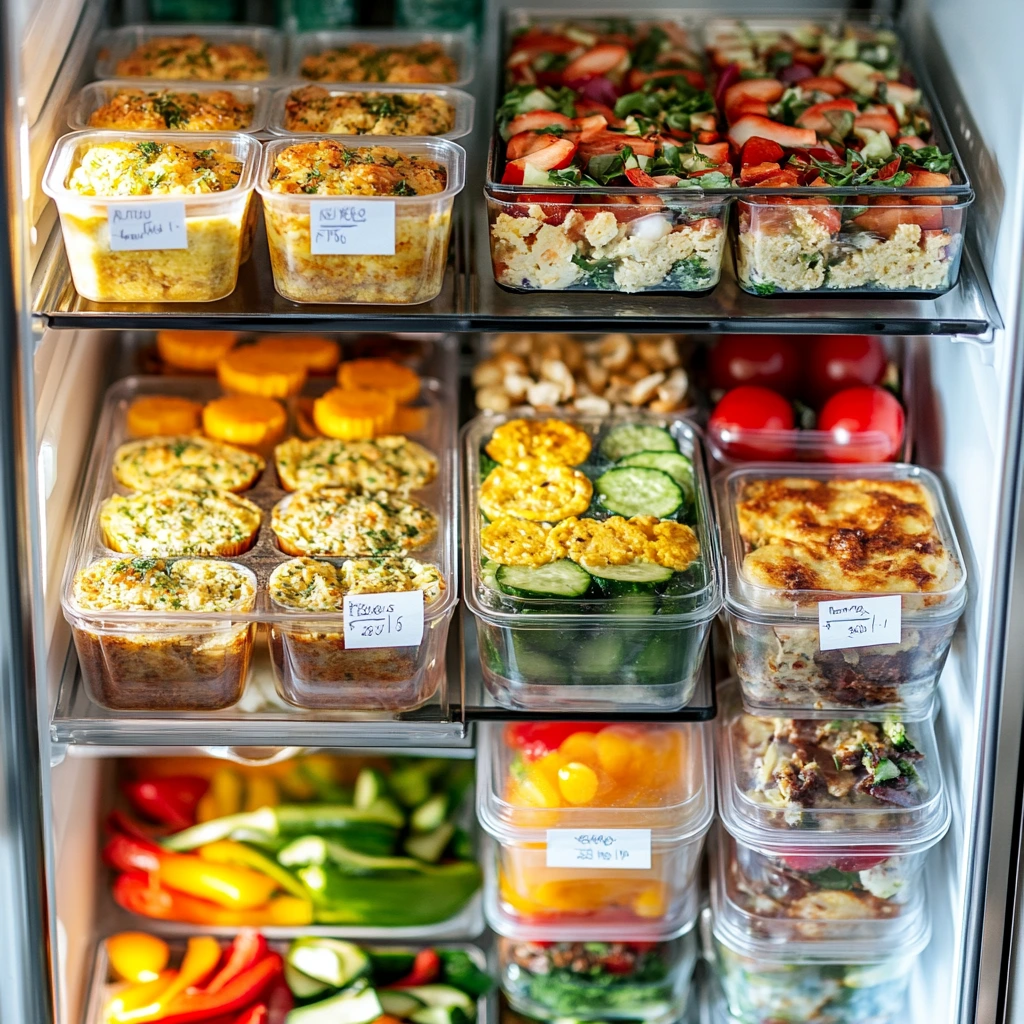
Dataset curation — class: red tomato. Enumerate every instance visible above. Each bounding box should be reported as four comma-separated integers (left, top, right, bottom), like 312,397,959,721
708,335,802,395
805,335,886,400
775,849,892,874
503,722,608,760
708,386,795,461
818,386,905,463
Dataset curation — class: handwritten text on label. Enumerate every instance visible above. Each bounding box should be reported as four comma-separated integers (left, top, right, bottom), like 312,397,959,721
310,200,396,255
342,589,424,649
108,201,187,251
546,829,652,870
818,595,902,651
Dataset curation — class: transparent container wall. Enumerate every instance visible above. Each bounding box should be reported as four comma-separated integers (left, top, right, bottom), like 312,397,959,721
712,936,918,1024
485,192,730,296
716,684,949,850
497,928,698,1023
257,137,465,305
61,374,457,715
42,131,260,303
265,83,475,141
288,28,476,87
463,411,721,712
68,81,272,133
93,24,286,81
734,193,973,298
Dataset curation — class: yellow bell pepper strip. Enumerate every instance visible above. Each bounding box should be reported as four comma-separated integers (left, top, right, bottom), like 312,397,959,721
105,972,177,1024
106,932,170,983
198,840,309,901
157,853,279,910
118,936,221,1024
210,769,243,817
243,776,279,813
195,793,219,824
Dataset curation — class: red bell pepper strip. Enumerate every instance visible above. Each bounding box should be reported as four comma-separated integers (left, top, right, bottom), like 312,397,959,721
104,833,162,873
156,954,282,1024
391,949,441,988
123,777,209,830
204,931,268,995
232,1007,267,1024
107,809,160,842
504,723,609,760
265,983,293,1024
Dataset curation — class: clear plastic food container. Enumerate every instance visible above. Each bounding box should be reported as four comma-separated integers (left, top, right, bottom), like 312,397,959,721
61,374,456,713
714,463,967,718
463,411,721,712
715,682,950,849
68,80,271,133
288,28,476,88
93,24,285,81
266,82,475,140
42,131,260,303
477,721,714,933
256,136,465,304
494,915,699,1023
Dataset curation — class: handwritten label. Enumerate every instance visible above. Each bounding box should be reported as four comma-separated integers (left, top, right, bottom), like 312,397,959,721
108,201,187,251
546,829,651,870
818,595,902,651
342,590,424,649
310,200,395,255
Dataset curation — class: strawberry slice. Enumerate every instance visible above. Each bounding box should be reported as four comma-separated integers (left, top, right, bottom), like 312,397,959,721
724,78,785,109
625,167,657,187
573,114,608,141
650,174,681,186
740,136,785,166
795,98,858,134
804,144,844,165
875,156,902,181
690,112,718,133
907,168,953,209
563,43,629,81
505,111,575,138
726,99,769,124
509,32,579,55
792,48,826,71
800,76,847,96
695,141,729,163
739,161,782,184
501,138,578,184
854,112,899,137
754,168,802,187
691,163,733,177
854,198,943,235
897,135,926,150
579,131,656,158
696,130,721,144
729,115,816,151
883,81,921,105
507,131,562,160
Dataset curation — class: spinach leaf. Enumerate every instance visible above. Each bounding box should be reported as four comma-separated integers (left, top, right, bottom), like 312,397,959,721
665,255,712,289
571,253,619,289
894,143,953,174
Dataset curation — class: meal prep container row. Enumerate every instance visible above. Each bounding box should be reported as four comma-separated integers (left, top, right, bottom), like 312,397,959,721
485,10,974,298
61,374,457,714
714,462,967,719
93,24,475,86
462,410,722,713
477,721,714,938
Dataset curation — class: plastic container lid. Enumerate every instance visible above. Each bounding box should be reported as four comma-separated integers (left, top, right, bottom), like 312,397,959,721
715,682,950,855
476,721,715,845
713,462,968,623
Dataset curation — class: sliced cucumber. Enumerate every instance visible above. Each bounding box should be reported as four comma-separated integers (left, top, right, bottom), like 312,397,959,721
584,562,675,584
600,424,677,461
367,950,416,984
480,559,501,593
286,938,370,989
410,793,448,834
411,1007,469,1024
379,991,426,1018
496,560,592,599
284,962,331,1001
388,765,432,808
285,984,382,1024
405,820,456,863
353,768,388,811
617,450,694,495
596,467,683,519
397,986,475,1014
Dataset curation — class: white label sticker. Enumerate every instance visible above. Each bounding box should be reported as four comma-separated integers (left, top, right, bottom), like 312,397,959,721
108,201,187,251
818,595,902,651
546,829,652,870
310,200,396,255
342,590,424,649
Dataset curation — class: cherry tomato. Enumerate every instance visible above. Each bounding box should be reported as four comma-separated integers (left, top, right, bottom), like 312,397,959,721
708,335,802,395
818,386,905,463
708,386,795,461
805,335,886,400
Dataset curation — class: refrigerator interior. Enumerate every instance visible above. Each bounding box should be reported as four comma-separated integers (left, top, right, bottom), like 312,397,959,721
5,1,1024,1024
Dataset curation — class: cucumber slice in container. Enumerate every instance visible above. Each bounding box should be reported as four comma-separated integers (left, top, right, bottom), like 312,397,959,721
286,938,370,989
595,467,683,518
285,983,382,1024
397,986,476,1014
584,561,674,597
379,991,427,1018
617,450,694,494
600,424,677,461
411,1008,468,1024
284,962,330,1001
496,560,592,599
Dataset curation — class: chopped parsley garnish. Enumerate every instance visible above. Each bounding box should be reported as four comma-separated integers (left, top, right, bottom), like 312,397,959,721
135,141,162,159
393,179,416,196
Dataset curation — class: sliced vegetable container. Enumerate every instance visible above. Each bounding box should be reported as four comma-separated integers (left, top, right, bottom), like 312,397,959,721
713,462,967,720
477,721,714,936
463,410,721,712
486,13,733,295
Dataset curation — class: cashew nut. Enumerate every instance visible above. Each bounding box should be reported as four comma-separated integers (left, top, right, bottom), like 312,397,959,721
526,381,562,409
503,372,534,402
471,359,503,389
637,336,680,372
598,333,634,371
574,394,612,416
629,371,667,406
657,367,689,405
476,386,512,413
540,359,576,402
583,360,609,394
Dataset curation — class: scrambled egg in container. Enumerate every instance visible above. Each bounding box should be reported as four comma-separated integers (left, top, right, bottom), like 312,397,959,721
259,139,460,304
69,556,257,711
282,85,456,137
86,87,256,132
46,135,257,302
299,42,459,84
115,36,270,80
